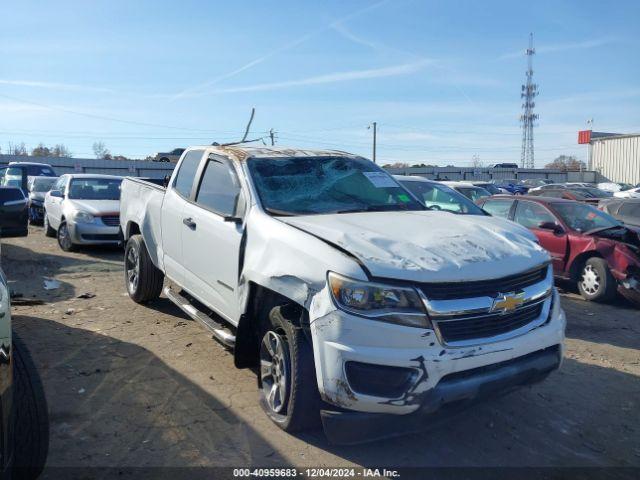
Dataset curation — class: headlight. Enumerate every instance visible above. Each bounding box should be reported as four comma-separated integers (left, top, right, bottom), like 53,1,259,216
328,272,430,328
72,211,94,223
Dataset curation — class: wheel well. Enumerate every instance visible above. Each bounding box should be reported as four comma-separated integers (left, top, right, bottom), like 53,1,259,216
126,221,141,240
569,251,603,281
234,282,307,369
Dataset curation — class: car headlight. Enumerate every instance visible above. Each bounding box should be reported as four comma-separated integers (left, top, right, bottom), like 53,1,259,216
72,211,95,223
328,272,430,328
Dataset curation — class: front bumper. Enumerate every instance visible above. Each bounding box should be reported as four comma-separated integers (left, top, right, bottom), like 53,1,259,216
310,286,565,421
67,221,122,245
28,202,44,222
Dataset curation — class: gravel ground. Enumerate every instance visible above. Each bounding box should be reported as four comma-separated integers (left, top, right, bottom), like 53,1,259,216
2,226,639,471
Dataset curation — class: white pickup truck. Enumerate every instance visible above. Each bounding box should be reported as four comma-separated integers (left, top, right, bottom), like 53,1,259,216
120,146,565,444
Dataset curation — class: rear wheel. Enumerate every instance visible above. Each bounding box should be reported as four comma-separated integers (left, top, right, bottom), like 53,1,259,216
577,257,617,302
56,221,75,252
43,212,55,238
124,234,164,303
12,333,49,479
258,306,321,432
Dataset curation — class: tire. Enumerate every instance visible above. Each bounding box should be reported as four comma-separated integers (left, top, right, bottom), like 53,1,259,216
11,333,49,479
577,257,617,302
56,221,76,252
43,213,55,238
258,306,321,432
124,234,164,304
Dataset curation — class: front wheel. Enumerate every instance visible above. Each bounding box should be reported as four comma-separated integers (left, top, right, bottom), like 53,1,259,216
124,235,164,303
56,221,76,252
258,306,321,432
577,257,617,302
43,212,55,237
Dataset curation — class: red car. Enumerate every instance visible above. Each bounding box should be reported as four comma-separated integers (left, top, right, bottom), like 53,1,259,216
478,195,640,305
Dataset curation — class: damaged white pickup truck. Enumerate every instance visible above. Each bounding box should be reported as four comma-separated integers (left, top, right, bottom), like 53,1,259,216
120,146,566,444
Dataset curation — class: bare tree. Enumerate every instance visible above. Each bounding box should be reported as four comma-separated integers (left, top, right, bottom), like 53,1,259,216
51,144,72,158
31,143,52,157
92,141,111,160
545,155,586,171
471,154,484,168
8,142,27,156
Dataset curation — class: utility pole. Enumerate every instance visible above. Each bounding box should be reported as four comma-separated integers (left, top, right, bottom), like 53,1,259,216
369,122,377,163
520,33,539,169
269,128,276,146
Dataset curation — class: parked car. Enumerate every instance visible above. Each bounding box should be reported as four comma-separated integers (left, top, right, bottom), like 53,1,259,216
494,179,529,195
441,181,492,202
0,163,57,193
120,145,565,444
0,187,28,237
613,187,640,199
599,198,640,229
153,148,185,163
598,182,634,193
394,176,488,215
478,195,640,305
468,181,507,195
527,187,611,204
493,163,519,169
27,176,58,224
43,174,123,251
521,179,553,188
0,220,50,478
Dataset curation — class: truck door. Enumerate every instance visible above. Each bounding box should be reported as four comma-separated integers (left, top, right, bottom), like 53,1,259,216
181,154,246,324
160,149,204,285
513,200,568,273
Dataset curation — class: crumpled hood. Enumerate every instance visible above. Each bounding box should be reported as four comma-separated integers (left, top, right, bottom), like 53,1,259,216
282,210,550,282
66,199,120,215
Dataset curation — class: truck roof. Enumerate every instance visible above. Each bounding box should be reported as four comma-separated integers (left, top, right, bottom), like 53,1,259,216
190,145,359,162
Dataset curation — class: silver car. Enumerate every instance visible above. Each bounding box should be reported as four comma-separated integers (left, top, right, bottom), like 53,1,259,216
43,174,123,251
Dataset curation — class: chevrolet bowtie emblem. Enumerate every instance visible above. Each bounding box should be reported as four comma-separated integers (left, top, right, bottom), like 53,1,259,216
492,292,525,314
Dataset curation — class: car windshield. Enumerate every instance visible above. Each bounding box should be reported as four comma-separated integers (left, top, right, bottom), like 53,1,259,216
399,180,485,215
476,183,502,194
553,202,622,233
29,177,58,192
68,178,122,200
25,165,55,176
248,157,424,215
456,186,491,202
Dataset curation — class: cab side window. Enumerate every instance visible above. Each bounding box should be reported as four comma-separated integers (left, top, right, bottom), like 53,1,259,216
482,199,514,218
195,158,243,217
514,201,556,229
173,150,204,198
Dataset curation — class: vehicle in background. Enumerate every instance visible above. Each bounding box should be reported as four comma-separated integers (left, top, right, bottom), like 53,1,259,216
27,176,58,224
0,187,28,237
565,182,594,188
0,163,57,193
394,176,488,215
478,195,640,305
43,174,123,251
120,145,564,444
153,148,185,163
492,163,519,169
468,181,508,195
528,183,568,193
599,199,640,229
521,179,553,188
0,219,50,478
441,181,492,202
494,179,529,195
613,187,640,199
598,182,634,193
527,187,612,204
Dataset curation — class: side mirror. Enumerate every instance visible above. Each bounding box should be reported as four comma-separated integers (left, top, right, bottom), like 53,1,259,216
49,190,63,198
538,221,564,234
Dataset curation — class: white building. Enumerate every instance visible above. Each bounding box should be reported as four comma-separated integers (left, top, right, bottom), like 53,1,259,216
582,131,640,186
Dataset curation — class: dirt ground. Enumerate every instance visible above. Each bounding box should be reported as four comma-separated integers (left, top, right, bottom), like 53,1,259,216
2,226,640,470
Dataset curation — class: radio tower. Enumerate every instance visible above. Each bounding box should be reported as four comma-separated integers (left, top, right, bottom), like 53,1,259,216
520,33,538,169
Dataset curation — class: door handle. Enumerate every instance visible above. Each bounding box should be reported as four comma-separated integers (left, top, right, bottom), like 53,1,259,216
182,217,197,230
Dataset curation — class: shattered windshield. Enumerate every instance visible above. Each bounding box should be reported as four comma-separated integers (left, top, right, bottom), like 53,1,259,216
248,156,424,215
553,202,621,233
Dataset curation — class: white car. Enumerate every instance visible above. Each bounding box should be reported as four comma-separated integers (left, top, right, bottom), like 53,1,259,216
120,146,565,444
43,174,123,251
614,187,640,199
441,181,492,202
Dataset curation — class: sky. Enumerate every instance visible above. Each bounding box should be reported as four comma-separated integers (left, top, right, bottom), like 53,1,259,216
1,0,640,167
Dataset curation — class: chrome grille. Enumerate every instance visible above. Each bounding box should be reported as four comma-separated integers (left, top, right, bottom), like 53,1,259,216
101,215,120,226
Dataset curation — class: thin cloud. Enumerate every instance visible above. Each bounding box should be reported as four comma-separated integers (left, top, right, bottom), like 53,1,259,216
204,59,433,94
0,78,115,93
499,37,615,60
171,0,391,100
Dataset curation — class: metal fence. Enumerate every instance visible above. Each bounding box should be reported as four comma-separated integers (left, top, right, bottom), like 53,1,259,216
0,154,175,179
385,166,598,183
